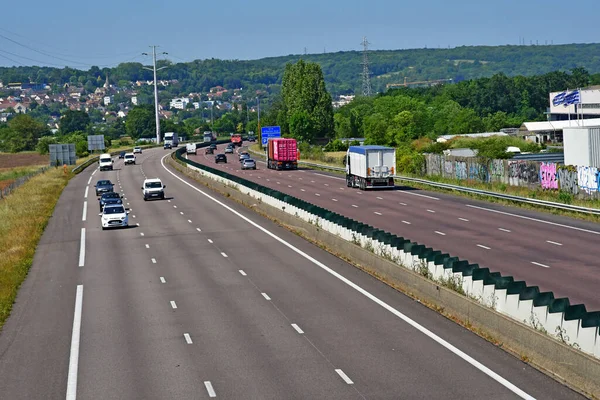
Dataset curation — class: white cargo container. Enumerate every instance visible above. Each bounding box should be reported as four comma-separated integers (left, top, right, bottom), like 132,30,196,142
563,127,600,167
345,145,396,190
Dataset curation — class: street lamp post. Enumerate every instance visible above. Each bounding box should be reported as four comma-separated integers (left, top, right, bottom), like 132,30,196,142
142,46,168,144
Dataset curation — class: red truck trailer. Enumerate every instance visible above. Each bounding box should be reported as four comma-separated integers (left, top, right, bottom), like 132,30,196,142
231,133,243,147
267,138,298,170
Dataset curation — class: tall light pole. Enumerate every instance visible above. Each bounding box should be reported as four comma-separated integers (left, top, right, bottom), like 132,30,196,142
143,46,168,144
256,96,261,142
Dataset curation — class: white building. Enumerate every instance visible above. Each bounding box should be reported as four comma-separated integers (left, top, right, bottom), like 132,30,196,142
548,86,600,121
169,97,190,110
131,96,138,106
103,96,113,105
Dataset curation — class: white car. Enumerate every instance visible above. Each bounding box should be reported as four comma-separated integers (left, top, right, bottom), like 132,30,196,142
98,153,113,171
124,153,136,165
142,178,166,200
99,204,129,230
133,147,143,154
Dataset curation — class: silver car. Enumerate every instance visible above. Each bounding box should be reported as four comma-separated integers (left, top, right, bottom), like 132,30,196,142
241,158,256,170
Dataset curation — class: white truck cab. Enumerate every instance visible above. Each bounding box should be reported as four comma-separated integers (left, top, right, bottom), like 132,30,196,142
99,153,113,171
142,178,166,200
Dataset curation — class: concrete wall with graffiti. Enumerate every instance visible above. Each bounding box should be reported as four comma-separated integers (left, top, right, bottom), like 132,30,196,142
424,154,600,198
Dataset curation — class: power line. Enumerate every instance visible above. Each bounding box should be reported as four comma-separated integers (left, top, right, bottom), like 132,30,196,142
0,27,140,60
0,48,68,68
0,52,24,66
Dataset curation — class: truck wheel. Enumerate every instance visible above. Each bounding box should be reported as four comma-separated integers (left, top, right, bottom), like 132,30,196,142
346,176,352,187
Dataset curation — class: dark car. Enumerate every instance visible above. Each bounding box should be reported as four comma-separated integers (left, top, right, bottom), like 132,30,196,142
209,143,217,150
215,154,227,163
205,147,214,154
118,151,126,159
95,179,114,196
99,191,123,211
247,135,256,142
164,142,172,150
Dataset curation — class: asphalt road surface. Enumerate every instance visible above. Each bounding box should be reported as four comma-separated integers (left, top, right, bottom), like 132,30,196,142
190,144,600,311
0,147,584,399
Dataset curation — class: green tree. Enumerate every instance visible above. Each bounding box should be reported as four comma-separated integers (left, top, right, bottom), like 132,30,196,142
125,105,155,139
281,60,334,143
2,114,50,152
60,110,91,134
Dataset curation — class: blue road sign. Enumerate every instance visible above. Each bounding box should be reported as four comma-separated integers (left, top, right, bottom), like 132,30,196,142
261,126,281,146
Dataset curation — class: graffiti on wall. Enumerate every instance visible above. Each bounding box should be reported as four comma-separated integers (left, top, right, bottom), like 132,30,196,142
489,159,505,181
577,166,599,194
444,160,453,177
429,154,442,176
540,162,558,190
455,161,467,180
558,168,579,195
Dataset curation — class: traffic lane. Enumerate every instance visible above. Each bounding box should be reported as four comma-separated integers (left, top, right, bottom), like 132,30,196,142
191,152,600,309
126,154,364,399
157,155,582,399
79,156,213,399
0,162,97,399
299,167,600,249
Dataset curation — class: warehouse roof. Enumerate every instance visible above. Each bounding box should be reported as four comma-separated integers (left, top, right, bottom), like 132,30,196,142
522,118,600,132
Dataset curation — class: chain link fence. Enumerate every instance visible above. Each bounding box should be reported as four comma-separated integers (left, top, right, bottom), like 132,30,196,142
0,166,50,199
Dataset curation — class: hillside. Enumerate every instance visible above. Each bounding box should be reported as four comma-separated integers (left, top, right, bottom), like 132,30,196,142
1,43,600,96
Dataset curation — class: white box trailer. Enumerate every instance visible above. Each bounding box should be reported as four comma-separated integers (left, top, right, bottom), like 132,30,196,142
345,145,396,190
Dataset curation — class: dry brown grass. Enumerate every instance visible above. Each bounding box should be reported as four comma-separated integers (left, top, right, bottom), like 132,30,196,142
0,167,70,329
0,152,48,169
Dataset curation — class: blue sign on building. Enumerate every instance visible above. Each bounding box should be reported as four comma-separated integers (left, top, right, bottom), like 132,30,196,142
261,126,281,146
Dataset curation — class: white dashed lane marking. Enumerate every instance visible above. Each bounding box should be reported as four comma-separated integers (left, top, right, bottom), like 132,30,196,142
434,231,446,236
261,293,271,301
531,262,550,269
477,244,491,250
546,240,563,246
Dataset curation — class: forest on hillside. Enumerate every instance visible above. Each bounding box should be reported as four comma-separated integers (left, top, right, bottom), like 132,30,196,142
2,43,600,97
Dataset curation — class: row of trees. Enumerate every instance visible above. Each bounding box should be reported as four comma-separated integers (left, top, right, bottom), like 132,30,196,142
2,44,600,97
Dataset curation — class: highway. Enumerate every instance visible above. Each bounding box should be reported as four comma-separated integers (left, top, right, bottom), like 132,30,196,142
191,144,600,311
0,147,583,399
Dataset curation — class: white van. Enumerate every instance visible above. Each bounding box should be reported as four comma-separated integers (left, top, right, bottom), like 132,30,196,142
99,153,113,171
186,143,197,155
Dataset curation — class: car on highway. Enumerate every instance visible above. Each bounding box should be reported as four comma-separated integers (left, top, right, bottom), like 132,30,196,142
215,154,227,163
163,142,172,150
94,179,114,196
209,143,217,150
98,191,123,211
224,147,234,154
118,151,126,159
133,147,142,154
247,135,256,142
238,152,250,161
98,153,113,171
124,153,136,165
141,178,166,200
241,158,256,170
99,204,129,230
205,147,214,155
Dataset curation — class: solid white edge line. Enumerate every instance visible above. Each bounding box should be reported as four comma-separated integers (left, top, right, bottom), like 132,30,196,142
399,191,440,200
160,154,535,400
66,285,83,400
78,228,85,267
82,201,87,222
531,262,551,269
546,240,563,246
170,301,177,309
291,323,304,334
84,186,88,199
261,293,271,300
466,204,600,235
184,333,193,344
335,369,354,384
204,381,217,398
239,270,247,276
160,277,166,283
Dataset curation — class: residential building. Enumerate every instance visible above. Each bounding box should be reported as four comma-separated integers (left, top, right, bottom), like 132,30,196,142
104,95,114,105
169,97,190,110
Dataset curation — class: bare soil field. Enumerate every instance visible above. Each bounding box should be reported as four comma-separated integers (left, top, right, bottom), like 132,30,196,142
0,153,49,169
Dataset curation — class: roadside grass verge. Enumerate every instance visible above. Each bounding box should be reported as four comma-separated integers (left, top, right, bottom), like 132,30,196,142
0,167,71,329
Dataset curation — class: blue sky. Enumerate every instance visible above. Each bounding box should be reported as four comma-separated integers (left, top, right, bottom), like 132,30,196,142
1,0,598,68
